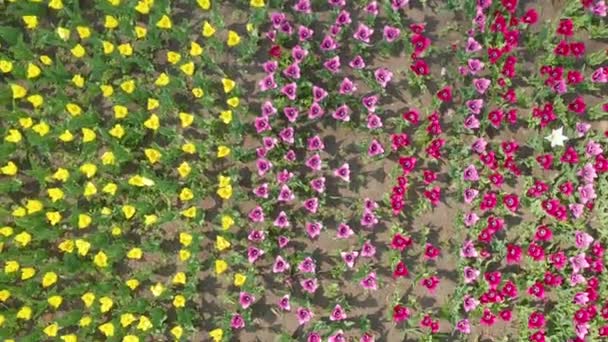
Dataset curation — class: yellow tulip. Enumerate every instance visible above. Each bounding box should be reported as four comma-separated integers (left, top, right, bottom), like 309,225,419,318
202,21,215,37
1,161,18,176
66,103,82,116
104,15,119,29
82,128,96,142
217,146,231,158
72,74,85,87
83,182,97,197
46,211,62,225
177,161,191,178
179,187,194,201
102,41,115,54
197,0,210,10
220,110,233,124
122,205,136,219
21,267,36,280
214,260,227,274
109,124,125,139
42,272,58,287
5,129,22,143
47,188,64,202
144,148,161,164
99,297,113,312
150,283,164,297
27,94,44,108
121,313,136,327
26,199,43,214
98,322,114,337
44,323,59,337
147,98,159,110
0,59,13,73
167,51,181,64
48,295,63,308
180,62,195,76
16,306,32,320
118,43,133,56
221,215,234,230
100,85,114,97
179,232,192,246
250,0,265,7
192,87,204,98
49,0,63,9
215,236,231,251
120,79,136,93
190,41,203,56
234,273,246,286
75,239,90,255
80,163,97,178
22,16,38,29
26,63,41,78
154,73,170,86
171,326,183,339
32,121,50,136
14,231,31,247
78,214,92,229
172,272,186,285
173,294,186,308
135,26,147,38
156,15,172,29
127,248,143,259
11,84,27,99
222,78,235,93
93,251,108,268
126,279,139,290
71,44,86,58
76,26,91,39
227,31,241,47
209,328,223,342
59,130,74,142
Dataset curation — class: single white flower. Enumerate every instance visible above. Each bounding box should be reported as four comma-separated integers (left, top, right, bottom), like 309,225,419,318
545,126,569,147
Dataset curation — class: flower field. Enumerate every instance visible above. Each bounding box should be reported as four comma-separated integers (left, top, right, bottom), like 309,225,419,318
0,0,607,341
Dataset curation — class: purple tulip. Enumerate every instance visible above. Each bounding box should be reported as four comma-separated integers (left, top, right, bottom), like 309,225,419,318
281,82,297,100
254,116,270,134
239,292,255,309
258,73,277,91
383,25,401,42
310,177,326,193
308,102,325,120
303,197,319,213
306,154,323,171
330,304,347,321
261,101,277,116
279,126,295,144
298,26,314,41
341,251,359,268
353,23,374,43
248,206,265,222
334,163,350,182
278,294,291,311
360,272,377,290
336,223,354,239
323,56,341,73
230,313,245,329
298,257,316,273
332,104,351,122
305,221,322,239
272,255,290,273
349,55,366,69
273,211,290,228
283,107,299,124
